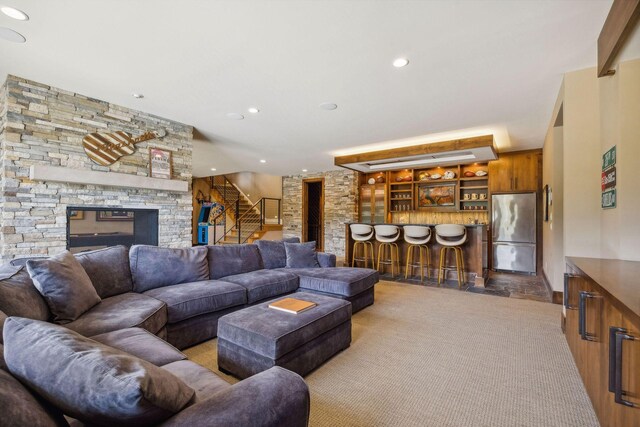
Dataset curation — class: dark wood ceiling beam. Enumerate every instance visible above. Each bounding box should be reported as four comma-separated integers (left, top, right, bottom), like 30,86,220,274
334,135,495,166
598,0,640,77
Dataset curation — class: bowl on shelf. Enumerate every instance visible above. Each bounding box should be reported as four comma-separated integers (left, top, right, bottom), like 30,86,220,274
418,172,429,181
443,170,456,180
464,171,476,177
475,170,488,177
430,173,441,180
368,178,375,185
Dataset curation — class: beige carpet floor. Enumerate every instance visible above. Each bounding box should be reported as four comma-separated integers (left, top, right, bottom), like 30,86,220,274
184,281,600,427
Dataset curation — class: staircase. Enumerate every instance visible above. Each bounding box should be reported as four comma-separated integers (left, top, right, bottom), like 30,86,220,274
206,175,281,244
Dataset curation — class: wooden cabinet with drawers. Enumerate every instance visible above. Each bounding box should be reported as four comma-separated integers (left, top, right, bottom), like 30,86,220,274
564,257,640,427
488,150,541,193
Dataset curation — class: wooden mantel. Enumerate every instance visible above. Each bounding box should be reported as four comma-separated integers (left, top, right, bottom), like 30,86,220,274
29,165,189,193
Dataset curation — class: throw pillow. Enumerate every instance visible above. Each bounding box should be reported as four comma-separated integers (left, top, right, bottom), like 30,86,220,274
284,241,320,268
26,251,101,324
254,238,296,269
3,317,195,426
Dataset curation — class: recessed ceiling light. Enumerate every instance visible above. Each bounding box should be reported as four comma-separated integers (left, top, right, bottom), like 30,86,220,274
393,58,409,68
260,159,266,163
210,168,217,171
0,27,25,43
248,107,260,114
132,93,144,99
302,169,308,172
226,113,244,120
319,102,337,111
1,6,29,21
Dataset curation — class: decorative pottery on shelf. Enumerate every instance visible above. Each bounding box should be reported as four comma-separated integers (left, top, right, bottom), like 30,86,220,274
401,175,412,182
475,170,488,177
443,170,456,180
368,178,376,185
430,173,442,180
375,175,385,183
418,172,430,181
464,171,476,177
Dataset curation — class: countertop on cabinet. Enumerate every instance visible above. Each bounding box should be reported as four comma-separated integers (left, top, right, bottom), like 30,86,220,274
567,257,640,320
345,222,487,228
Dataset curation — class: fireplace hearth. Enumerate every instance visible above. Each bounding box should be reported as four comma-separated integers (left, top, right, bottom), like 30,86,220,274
67,207,159,253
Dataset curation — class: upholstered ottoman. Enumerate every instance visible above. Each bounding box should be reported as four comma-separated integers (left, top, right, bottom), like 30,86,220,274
217,292,351,379
284,267,378,313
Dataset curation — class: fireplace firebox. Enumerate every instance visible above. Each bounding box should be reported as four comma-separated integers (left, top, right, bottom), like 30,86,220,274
66,207,159,253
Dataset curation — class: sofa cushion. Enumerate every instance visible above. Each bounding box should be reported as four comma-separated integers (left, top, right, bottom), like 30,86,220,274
207,244,264,280
74,245,133,298
284,242,320,268
0,265,51,322
162,361,230,402
221,270,299,304
281,267,378,297
91,328,187,367
65,292,166,337
26,251,101,324
143,280,247,323
255,237,300,269
3,317,195,426
0,367,69,427
130,245,209,293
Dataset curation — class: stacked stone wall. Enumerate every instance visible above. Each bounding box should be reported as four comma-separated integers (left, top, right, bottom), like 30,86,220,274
0,75,193,261
282,170,359,256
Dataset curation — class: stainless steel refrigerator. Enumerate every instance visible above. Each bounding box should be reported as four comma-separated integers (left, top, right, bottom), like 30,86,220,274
491,193,536,274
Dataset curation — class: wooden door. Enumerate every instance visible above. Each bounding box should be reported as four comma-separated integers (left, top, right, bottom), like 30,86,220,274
488,155,514,193
511,152,539,191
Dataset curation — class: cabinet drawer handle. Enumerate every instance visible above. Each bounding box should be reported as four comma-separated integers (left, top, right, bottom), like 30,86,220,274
614,330,637,408
563,273,578,310
609,327,627,392
578,291,598,341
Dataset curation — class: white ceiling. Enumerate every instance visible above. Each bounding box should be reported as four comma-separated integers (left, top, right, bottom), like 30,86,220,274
0,0,629,176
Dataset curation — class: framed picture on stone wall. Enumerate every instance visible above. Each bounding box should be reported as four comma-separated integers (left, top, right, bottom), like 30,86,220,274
149,148,172,179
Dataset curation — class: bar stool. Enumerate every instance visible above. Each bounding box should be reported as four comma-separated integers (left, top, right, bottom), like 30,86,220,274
435,224,467,288
404,225,432,281
350,224,374,268
374,225,401,276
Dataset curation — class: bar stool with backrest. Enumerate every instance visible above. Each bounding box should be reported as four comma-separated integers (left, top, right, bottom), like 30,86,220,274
350,224,375,268
435,224,467,288
403,225,432,281
374,225,401,277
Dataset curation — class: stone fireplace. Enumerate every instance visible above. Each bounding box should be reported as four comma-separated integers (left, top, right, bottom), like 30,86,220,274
0,75,194,262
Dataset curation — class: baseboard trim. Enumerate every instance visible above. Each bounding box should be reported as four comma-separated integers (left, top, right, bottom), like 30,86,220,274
541,270,563,305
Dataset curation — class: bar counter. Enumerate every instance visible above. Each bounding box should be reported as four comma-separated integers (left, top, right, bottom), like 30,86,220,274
345,223,488,287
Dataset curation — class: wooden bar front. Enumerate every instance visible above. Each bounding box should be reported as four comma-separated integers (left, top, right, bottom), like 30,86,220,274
345,223,487,286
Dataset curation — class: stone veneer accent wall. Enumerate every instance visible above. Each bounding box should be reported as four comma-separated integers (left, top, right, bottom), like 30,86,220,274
282,170,359,256
0,75,193,261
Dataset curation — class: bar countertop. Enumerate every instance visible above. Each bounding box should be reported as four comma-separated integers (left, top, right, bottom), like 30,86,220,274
345,222,487,228
567,257,640,320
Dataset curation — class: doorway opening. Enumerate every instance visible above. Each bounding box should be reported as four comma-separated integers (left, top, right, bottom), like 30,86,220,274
302,179,324,251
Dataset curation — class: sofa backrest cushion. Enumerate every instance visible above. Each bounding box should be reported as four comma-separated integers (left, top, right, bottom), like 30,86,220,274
26,252,102,324
0,365,69,427
130,245,209,293
3,317,195,426
207,244,264,279
0,265,51,323
74,245,133,298
254,237,301,269
284,241,320,268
